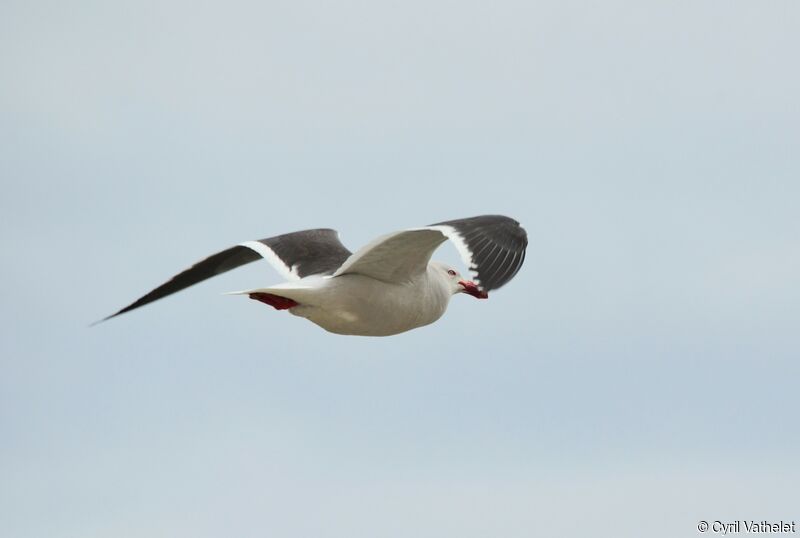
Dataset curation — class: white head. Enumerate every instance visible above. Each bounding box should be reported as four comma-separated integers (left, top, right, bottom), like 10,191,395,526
431,261,489,299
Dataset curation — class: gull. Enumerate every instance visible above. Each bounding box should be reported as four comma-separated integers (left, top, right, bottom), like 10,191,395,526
99,215,528,336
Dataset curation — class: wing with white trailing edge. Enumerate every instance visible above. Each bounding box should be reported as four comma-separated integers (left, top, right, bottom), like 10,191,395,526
333,215,527,291
97,228,350,323
429,215,528,291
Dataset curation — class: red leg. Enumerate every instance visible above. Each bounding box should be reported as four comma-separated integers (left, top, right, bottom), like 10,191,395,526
248,292,299,310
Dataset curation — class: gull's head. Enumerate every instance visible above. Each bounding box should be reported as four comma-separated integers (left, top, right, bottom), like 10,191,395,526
433,262,489,299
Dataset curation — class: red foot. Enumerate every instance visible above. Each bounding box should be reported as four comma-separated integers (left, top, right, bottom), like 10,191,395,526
249,292,299,310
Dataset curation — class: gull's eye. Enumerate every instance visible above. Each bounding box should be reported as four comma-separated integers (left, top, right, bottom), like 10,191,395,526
447,269,457,276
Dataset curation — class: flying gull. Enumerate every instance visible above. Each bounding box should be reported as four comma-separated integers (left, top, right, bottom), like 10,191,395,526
99,215,528,336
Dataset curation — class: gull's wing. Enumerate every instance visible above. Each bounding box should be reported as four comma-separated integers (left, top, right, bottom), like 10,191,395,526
98,228,351,323
333,215,527,291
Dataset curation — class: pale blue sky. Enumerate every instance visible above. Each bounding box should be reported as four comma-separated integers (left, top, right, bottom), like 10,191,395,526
1,1,798,537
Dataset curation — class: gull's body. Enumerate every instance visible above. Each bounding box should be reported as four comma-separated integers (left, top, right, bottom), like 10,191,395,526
100,215,528,336
249,264,455,336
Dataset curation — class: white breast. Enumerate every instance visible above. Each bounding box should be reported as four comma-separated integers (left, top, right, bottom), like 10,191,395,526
286,268,454,336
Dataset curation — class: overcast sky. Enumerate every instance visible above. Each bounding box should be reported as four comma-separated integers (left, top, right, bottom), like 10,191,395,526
1,1,799,537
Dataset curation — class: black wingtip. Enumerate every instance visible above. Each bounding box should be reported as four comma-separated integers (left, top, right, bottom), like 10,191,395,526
89,314,114,327
88,308,128,327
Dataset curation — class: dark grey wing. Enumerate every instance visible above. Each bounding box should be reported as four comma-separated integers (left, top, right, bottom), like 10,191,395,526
428,215,528,291
97,228,351,323
243,228,352,279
